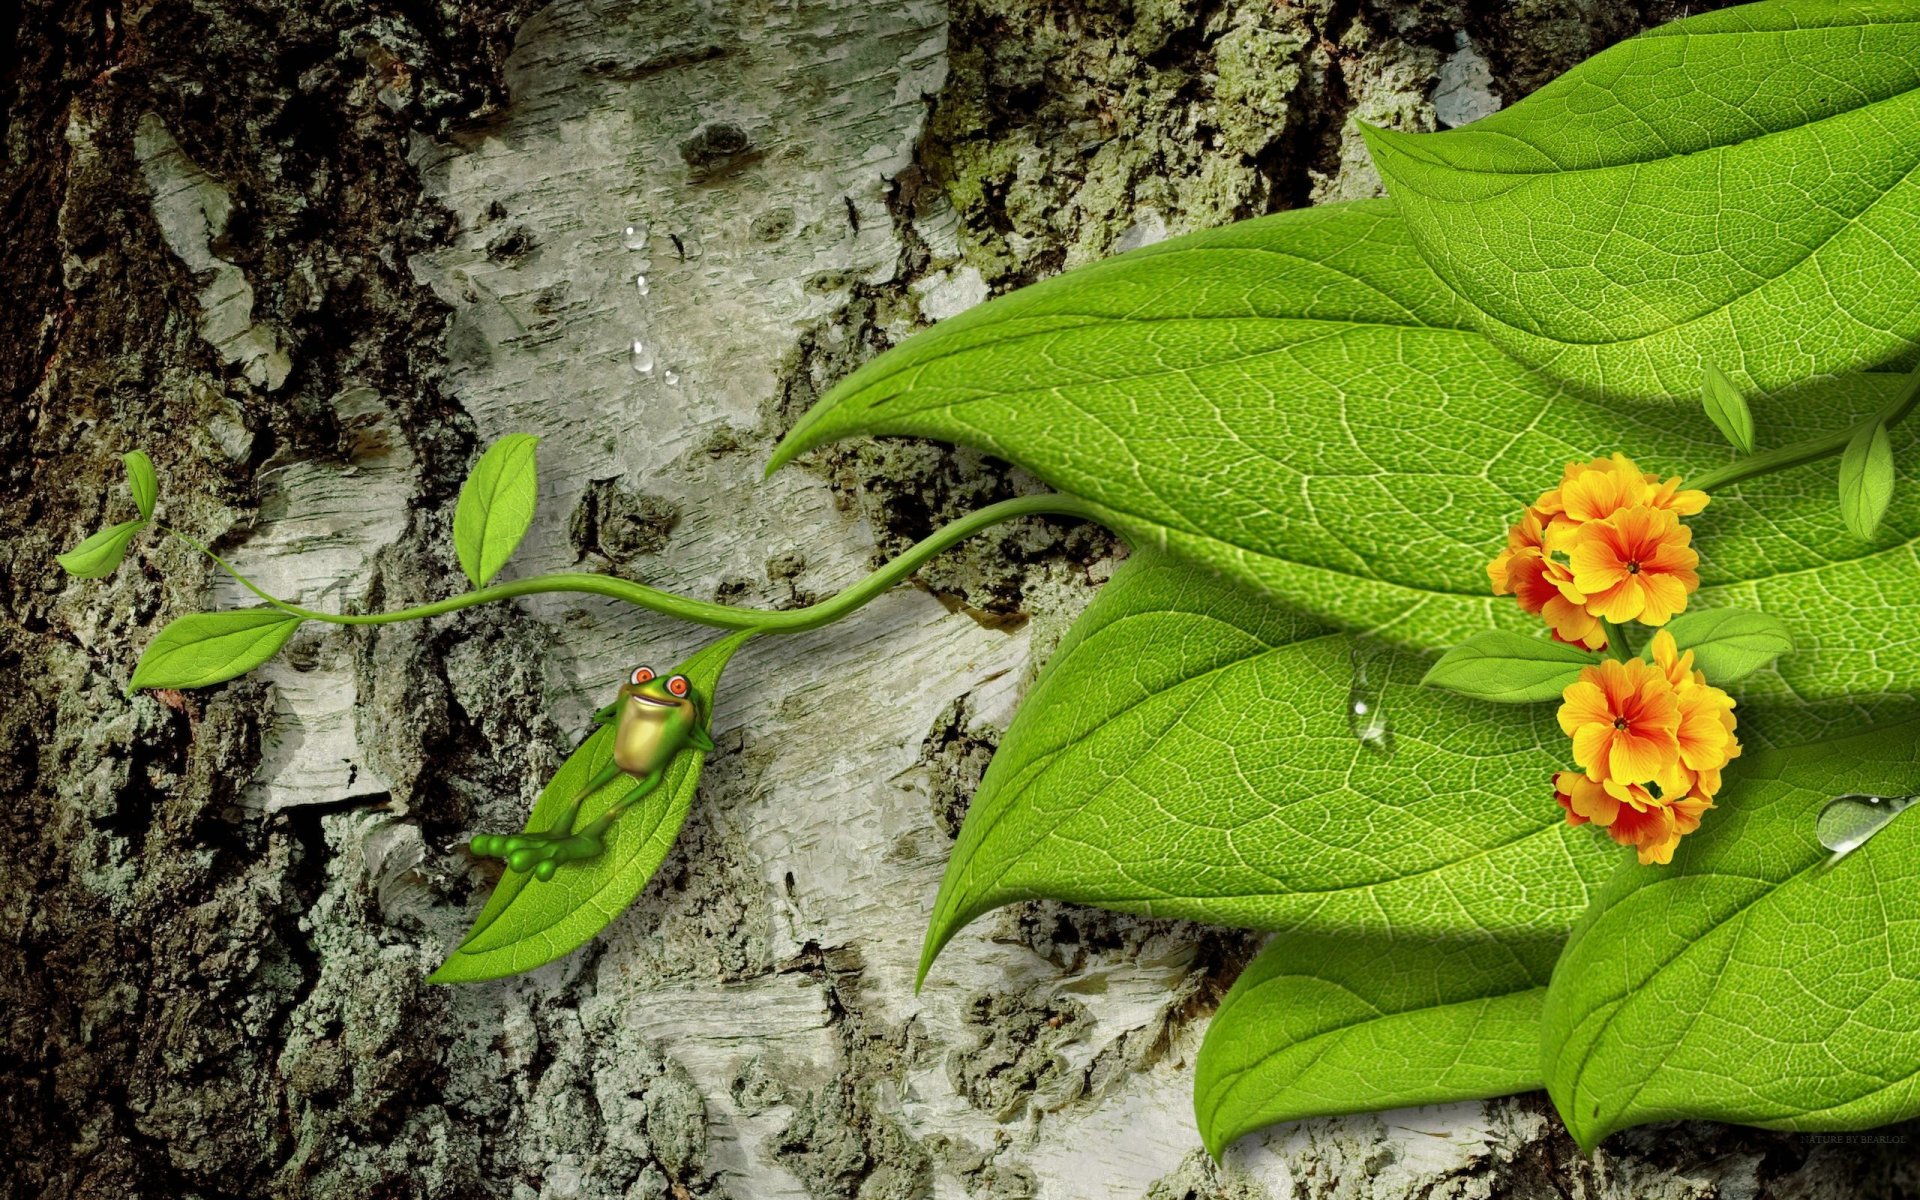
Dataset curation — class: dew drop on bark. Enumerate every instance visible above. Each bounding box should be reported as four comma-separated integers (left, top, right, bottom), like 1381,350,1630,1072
622,222,650,251
635,273,649,296
629,338,655,374
1816,793,1917,861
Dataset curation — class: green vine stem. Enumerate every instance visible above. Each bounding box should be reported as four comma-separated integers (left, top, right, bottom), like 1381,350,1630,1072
1690,361,1920,493
159,493,1104,636
1602,619,1635,663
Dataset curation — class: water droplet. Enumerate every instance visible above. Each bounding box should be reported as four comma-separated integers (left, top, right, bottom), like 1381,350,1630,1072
1347,643,1393,756
622,222,649,251
634,273,649,296
1816,793,1918,861
663,369,680,386
629,338,655,375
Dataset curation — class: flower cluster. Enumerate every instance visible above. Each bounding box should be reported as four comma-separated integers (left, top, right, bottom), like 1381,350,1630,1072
1487,454,1735,864
1554,629,1740,863
1488,454,1708,650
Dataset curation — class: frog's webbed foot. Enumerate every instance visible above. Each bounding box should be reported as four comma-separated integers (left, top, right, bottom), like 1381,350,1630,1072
468,824,608,881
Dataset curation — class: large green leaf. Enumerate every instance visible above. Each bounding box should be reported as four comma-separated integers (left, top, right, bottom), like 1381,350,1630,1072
1364,0,1920,400
769,201,1920,741
1542,717,1920,1151
432,631,752,983
918,552,1619,981
1195,931,1558,1155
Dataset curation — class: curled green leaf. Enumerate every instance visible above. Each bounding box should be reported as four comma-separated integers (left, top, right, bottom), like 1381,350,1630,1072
1660,607,1794,684
1420,630,1596,703
453,433,541,589
1543,718,1920,1152
918,552,1614,985
1701,365,1755,455
1837,418,1895,540
128,609,304,692
1363,2,1920,399
123,450,159,519
1196,931,1558,1156
57,518,146,580
432,630,752,983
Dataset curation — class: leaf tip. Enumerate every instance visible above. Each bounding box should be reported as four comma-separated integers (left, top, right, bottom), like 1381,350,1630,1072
915,903,968,992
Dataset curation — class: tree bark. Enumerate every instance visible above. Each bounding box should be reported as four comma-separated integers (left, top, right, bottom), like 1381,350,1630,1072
4,1,1916,1197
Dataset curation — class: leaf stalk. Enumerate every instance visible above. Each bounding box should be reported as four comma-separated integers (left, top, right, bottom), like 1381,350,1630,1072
1690,363,1920,493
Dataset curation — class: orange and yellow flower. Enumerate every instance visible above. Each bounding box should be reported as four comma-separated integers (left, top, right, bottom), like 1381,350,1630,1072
1488,510,1608,650
1489,452,1708,639
1562,505,1700,625
1558,657,1680,789
1556,771,1712,865
1649,629,1741,775
1550,631,1740,865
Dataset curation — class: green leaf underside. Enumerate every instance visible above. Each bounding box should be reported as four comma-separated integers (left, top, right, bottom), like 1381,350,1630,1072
1543,717,1920,1151
431,631,752,983
453,433,541,589
1195,930,1559,1155
1364,0,1920,400
1661,608,1795,683
1839,419,1897,539
123,451,158,520
770,200,1920,742
128,609,302,691
1702,367,1757,455
57,518,145,579
1421,630,1595,703
918,553,1619,984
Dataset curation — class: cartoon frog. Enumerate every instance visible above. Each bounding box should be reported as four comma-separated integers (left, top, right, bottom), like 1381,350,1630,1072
468,665,715,880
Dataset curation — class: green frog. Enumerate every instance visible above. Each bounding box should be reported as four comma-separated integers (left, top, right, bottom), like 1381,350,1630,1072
468,665,715,880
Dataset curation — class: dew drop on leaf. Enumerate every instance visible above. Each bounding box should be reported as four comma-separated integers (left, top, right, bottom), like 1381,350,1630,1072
629,338,655,375
1347,643,1393,757
1816,793,1917,861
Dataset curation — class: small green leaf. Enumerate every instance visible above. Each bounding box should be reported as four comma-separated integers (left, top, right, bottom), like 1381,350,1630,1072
432,630,753,983
123,450,159,519
1701,365,1755,455
1195,931,1558,1156
918,552,1615,984
56,518,146,579
453,433,541,589
1543,717,1920,1152
1420,630,1595,703
128,609,304,691
1837,418,1895,540
1661,607,1794,684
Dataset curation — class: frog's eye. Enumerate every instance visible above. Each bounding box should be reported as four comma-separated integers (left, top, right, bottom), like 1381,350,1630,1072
630,666,655,686
666,674,689,698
